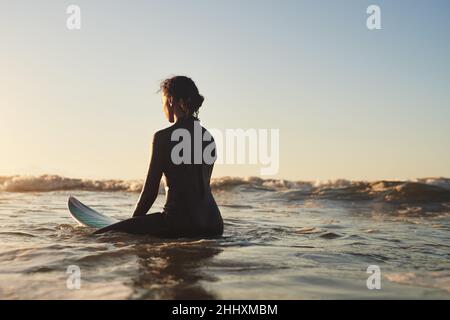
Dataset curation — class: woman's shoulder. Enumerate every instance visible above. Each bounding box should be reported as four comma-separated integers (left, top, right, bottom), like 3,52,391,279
152,127,170,145
152,123,184,145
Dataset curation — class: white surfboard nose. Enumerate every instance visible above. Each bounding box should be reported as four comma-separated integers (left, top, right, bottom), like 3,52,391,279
68,196,118,229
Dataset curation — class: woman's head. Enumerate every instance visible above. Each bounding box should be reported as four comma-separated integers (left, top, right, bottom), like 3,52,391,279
160,76,204,122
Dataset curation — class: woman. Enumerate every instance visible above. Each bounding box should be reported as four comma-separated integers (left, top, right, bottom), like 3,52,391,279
95,76,223,238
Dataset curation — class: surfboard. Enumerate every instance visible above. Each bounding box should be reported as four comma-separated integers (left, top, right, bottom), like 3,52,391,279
68,196,118,229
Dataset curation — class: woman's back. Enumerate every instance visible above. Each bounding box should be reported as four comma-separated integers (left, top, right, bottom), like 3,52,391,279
155,116,223,235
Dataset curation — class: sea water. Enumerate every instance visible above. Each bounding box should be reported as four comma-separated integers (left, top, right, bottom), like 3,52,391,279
0,175,449,299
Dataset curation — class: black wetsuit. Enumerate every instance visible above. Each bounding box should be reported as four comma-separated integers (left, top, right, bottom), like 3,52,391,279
94,116,223,238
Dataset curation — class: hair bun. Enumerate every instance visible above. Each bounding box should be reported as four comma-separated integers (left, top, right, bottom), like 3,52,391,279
195,94,205,109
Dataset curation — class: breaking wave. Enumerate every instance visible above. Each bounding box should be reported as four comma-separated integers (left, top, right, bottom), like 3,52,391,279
0,175,144,193
1,175,450,204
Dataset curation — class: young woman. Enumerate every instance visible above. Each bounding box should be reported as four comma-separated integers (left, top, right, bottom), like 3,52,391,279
95,76,223,238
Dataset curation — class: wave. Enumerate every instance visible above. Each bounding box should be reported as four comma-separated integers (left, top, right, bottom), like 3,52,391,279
0,175,144,193
1,175,450,204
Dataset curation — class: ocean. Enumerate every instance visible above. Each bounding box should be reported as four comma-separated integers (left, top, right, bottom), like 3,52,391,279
0,175,449,299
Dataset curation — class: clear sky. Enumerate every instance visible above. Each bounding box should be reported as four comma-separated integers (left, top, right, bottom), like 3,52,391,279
1,0,449,180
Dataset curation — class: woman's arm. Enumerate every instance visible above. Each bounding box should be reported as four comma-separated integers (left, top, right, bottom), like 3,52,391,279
132,132,164,217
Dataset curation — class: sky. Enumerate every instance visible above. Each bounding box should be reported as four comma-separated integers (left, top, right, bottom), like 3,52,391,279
1,0,449,181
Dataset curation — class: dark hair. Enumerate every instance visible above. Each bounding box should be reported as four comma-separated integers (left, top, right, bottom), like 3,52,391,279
159,76,205,119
